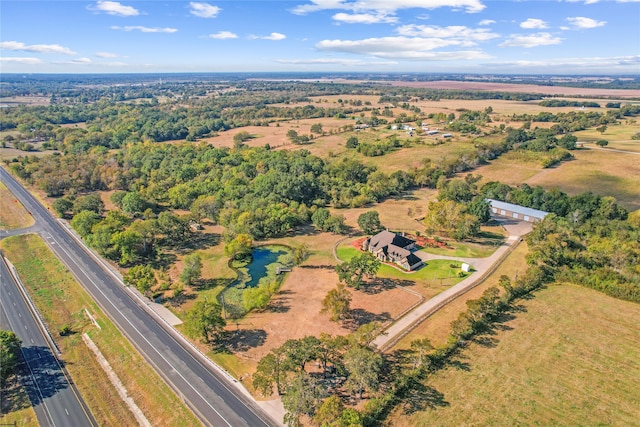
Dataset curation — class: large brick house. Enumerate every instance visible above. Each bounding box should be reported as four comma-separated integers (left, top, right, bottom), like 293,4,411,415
362,230,424,271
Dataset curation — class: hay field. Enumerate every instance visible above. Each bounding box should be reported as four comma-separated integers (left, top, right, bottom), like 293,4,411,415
475,148,640,212
390,284,640,426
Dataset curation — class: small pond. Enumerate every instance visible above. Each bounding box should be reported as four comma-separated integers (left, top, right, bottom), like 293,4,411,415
243,245,289,288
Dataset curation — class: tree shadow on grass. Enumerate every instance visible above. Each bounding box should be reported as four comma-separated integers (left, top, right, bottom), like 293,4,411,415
343,309,391,331
267,289,292,313
399,377,449,415
219,328,267,353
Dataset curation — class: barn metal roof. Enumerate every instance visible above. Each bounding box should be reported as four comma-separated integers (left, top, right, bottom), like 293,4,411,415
486,199,549,219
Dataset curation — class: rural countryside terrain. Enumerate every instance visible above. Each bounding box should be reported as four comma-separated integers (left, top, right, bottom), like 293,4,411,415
1,73,639,427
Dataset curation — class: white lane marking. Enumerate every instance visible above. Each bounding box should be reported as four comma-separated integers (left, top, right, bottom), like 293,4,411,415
46,233,235,427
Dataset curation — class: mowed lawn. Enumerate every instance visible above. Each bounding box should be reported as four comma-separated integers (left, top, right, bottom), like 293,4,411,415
390,285,640,426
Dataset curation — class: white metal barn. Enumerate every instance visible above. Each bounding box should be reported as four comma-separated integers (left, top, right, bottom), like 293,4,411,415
486,199,549,223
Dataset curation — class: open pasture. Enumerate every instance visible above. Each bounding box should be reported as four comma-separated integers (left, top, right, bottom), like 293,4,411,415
389,284,640,426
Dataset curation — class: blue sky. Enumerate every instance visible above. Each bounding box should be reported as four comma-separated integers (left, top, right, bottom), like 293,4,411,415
1,0,639,74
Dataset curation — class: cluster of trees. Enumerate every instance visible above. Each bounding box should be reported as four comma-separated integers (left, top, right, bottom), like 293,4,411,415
539,100,600,108
423,175,490,240
252,325,384,426
0,330,21,387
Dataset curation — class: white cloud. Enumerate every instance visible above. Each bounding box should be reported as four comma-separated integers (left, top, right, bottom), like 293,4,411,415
111,26,178,33
617,0,640,2
396,24,499,42
499,32,563,48
0,41,76,55
0,57,42,64
292,0,486,15
276,58,397,66
95,51,118,58
316,36,491,60
91,1,139,16
485,55,640,70
208,31,238,39
189,2,221,18
70,57,93,64
250,32,287,40
478,19,495,26
520,18,548,29
332,12,398,24
566,17,606,28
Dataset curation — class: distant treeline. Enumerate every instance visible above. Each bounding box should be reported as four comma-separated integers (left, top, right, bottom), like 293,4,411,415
539,99,600,108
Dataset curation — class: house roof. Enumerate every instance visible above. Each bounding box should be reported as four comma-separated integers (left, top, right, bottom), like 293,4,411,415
368,230,415,251
486,199,549,219
404,253,423,267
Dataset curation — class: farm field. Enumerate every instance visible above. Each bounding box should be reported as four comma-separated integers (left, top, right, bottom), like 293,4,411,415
389,284,640,426
475,147,640,212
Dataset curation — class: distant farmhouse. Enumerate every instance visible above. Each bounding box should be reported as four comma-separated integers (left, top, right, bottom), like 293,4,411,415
486,199,549,223
362,230,424,271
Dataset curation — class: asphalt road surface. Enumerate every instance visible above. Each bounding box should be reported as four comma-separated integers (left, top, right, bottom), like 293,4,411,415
0,167,276,427
0,256,97,427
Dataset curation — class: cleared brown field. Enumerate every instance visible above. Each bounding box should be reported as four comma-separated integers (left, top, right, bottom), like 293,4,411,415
0,181,34,229
390,284,640,426
382,80,640,98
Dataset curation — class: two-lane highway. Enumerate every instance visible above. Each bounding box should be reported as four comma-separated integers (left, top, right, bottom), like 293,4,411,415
0,167,277,427
0,256,97,427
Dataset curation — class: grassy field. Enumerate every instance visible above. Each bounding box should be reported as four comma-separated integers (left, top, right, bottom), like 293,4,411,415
0,182,34,229
391,241,529,350
0,381,38,426
476,147,640,212
0,234,201,427
390,284,640,426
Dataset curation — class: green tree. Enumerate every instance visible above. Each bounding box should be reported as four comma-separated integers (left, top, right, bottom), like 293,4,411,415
558,134,578,150
180,253,202,286
0,330,21,387
111,229,143,265
253,347,289,396
191,195,218,221
409,338,433,369
321,283,352,321
293,244,310,266
357,211,383,235
243,281,278,312
282,372,326,427
596,125,607,134
345,136,359,149
324,214,346,234
123,264,156,296
314,395,344,427
110,190,127,209
282,336,321,372
52,197,73,217
224,233,253,261
343,346,383,400
70,210,101,237
312,208,330,229
310,123,323,134
287,129,299,143
233,130,252,144
336,252,380,290
596,139,609,147
73,193,104,214
184,298,226,344
121,191,147,216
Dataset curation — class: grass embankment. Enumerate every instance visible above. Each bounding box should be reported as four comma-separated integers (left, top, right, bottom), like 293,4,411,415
391,241,529,350
0,234,201,427
391,284,640,426
0,182,34,229
0,382,37,426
